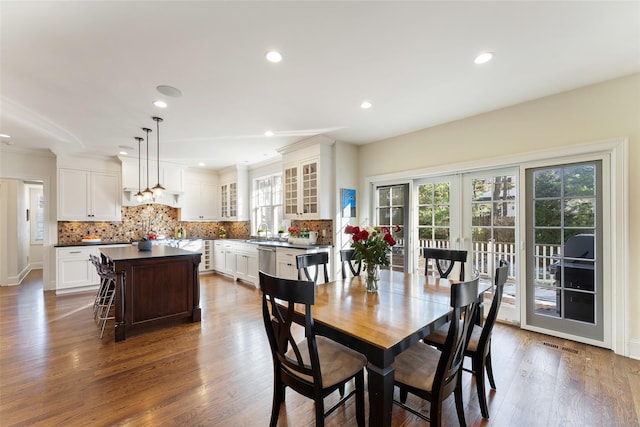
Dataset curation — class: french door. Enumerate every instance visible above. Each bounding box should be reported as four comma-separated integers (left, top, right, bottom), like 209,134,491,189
414,167,519,323
375,184,408,272
525,161,603,341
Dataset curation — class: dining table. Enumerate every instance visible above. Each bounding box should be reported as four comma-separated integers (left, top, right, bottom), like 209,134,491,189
295,269,490,427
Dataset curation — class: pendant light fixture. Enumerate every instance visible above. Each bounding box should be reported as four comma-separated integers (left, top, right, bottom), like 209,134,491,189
134,136,145,202
142,127,154,201
151,116,165,197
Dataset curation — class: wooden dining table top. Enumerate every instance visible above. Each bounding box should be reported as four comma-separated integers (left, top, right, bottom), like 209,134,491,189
300,270,467,352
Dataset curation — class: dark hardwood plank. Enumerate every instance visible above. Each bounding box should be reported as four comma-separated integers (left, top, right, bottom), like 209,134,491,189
1,270,638,426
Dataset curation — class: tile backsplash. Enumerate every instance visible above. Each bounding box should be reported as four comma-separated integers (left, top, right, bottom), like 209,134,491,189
57,205,333,246
57,205,249,244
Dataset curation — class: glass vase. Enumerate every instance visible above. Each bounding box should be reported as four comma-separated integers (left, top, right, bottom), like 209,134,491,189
364,264,379,292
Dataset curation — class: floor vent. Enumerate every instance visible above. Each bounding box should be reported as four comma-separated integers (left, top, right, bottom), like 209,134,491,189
541,341,581,354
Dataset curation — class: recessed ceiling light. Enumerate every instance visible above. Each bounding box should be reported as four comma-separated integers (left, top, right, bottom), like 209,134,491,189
474,52,493,64
0,133,10,138
156,85,183,97
264,130,275,137
265,50,283,63
119,151,128,155
360,101,372,109
198,162,205,167
153,100,168,108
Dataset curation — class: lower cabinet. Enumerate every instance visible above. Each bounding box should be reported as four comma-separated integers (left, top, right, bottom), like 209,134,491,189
276,247,331,281
55,244,129,295
234,243,258,285
213,241,235,276
213,240,258,286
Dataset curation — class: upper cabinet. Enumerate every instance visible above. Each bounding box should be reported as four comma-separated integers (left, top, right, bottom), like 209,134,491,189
120,157,184,207
57,156,122,221
181,169,219,221
219,165,248,221
279,135,334,220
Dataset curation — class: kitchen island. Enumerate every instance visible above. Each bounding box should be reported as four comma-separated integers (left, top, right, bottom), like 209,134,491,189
100,246,202,342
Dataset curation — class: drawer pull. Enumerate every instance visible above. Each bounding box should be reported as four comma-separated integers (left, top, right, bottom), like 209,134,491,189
69,251,82,254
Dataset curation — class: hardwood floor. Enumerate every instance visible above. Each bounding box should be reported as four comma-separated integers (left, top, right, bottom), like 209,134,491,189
1,270,639,426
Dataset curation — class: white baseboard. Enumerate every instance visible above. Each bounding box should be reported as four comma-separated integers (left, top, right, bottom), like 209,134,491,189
629,339,640,360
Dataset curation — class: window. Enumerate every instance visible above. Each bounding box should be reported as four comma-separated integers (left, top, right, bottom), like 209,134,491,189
252,174,283,235
30,186,44,244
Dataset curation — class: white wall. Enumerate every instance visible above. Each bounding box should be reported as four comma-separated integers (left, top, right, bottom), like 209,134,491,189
357,73,640,357
333,142,360,279
0,148,57,290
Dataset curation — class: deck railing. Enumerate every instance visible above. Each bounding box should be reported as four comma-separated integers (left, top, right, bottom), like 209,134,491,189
401,239,561,283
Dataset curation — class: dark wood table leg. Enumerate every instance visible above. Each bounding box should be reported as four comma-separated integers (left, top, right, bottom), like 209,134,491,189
114,271,126,342
366,363,394,426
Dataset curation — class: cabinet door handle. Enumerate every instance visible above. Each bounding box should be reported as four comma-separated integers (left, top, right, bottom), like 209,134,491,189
69,251,82,254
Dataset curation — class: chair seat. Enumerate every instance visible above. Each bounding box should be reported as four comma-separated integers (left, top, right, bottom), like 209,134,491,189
286,336,367,388
425,321,483,353
392,342,441,393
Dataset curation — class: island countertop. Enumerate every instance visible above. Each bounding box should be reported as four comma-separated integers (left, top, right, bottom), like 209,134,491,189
100,245,201,261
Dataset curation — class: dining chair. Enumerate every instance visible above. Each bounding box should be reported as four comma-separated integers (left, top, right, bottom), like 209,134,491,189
296,252,330,284
392,276,479,426
423,260,509,418
339,249,362,279
424,248,468,281
259,272,367,427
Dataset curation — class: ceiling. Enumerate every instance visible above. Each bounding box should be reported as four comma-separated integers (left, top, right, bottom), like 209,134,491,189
1,1,639,170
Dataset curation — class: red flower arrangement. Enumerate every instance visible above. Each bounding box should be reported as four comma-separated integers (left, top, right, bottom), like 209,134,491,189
344,225,401,269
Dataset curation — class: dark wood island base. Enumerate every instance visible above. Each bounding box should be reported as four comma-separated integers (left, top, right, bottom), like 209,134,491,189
100,246,202,342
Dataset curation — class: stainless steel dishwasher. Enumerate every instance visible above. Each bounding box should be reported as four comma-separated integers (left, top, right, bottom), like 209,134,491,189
258,246,277,275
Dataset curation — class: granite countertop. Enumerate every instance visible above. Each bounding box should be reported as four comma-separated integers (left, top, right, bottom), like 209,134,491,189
232,239,333,249
54,241,133,247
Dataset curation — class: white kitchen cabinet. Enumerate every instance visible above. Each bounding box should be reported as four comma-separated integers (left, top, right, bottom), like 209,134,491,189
58,168,121,221
280,136,333,220
234,243,258,285
55,244,129,295
120,157,184,207
276,247,307,280
213,240,236,275
276,246,332,281
182,181,218,220
219,165,248,221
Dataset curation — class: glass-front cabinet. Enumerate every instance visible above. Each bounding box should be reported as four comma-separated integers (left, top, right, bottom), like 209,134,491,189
280,135,333,220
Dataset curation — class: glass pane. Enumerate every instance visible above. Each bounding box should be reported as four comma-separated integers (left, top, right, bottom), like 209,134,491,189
379,188,390,206
563,230,594,259
535,200,561,226
564,290,595,323
494,228,515,244
418,227,432,240
564,198,595,228
378,208,390,225
434,183,449,204
534,168,561,197
418,184,432,204
534,256,556,286
562,260,594,291
391,187,404,206
391,207,404,225
472,227,490,243
535,228,561,246
534,286,559,317
472,203,491,226
472,180,492,201
493,202,515,226
434,227,450,241
494,176,516,200
434,206,449,226
564,164,595,197
418,206,433,226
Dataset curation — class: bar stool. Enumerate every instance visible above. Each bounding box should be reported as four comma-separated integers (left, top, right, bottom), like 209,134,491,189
90,255,117,338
